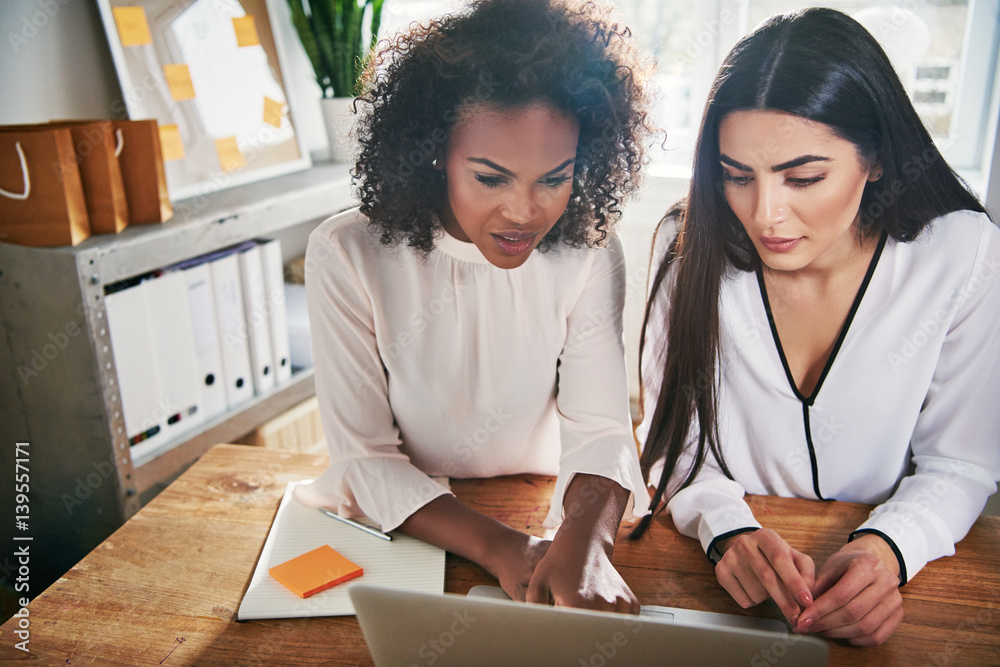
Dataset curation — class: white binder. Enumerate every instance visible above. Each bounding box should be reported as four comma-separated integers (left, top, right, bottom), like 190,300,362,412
258,238,292,384
182,263,228,421
210,253,255,408
105,277,165,453
238,244,276,395
105,271,204,465
139,270,204,460
284,283,312,369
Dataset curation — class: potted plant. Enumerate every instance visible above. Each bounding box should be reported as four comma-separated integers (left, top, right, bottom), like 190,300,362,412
287,0,385,161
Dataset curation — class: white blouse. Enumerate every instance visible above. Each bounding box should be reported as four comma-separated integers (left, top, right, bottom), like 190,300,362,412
295,208,648,532
638,209,1000,582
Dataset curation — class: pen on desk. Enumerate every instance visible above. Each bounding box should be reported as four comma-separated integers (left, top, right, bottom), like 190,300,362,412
319,508,393,541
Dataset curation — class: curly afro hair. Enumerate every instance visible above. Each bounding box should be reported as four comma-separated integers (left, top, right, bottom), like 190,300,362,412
352,0,653,253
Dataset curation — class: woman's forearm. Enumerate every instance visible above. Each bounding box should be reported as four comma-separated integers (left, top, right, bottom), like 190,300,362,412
551,473,630,554
397,494,530,574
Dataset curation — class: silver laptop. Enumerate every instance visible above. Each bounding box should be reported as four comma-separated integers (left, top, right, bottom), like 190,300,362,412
349,585,829,666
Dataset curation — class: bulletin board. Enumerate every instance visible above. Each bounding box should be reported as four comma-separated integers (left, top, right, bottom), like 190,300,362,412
97,0,311,202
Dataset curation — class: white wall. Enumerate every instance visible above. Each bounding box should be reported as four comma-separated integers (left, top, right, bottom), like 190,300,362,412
0,0,121,123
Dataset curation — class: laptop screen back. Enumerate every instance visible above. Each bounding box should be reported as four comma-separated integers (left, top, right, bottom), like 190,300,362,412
349,585,829,667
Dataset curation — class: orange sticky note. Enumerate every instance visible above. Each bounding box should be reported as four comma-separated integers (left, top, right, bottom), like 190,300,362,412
214,137,246,171
269,545,363,598
113,7,153,47
158,124,185,161
163,64,196,101
263,96,284,128
232,15,261,47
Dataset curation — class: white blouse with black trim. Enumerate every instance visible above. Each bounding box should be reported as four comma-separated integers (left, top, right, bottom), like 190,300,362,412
638,209,1000,582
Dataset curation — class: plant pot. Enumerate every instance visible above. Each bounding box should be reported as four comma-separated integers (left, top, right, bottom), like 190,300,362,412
320,97,356,163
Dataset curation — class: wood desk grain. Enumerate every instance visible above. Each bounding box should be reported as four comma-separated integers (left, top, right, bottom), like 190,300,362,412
1,444,997,666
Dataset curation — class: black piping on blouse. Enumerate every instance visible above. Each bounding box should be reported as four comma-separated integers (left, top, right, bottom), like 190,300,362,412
755,231,888,500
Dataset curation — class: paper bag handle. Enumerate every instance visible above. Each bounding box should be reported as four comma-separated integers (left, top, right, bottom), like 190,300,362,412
114,129,124,157
0,142,31,201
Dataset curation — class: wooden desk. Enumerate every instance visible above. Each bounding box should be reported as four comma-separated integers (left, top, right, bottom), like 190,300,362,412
2,444,997,666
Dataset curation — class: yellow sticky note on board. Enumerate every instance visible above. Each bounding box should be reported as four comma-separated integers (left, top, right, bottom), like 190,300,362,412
263,97,284,128
163,64,196,101
113,7,153,47
269,545,363,598
232,15,261,47
215,137,246,171
159,124,185,161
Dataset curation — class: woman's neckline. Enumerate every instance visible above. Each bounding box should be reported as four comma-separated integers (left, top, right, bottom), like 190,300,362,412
755,230,889,404
433,225,491,264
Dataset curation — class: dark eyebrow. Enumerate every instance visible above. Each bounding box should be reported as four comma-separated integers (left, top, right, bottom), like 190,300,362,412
720,154,831,172
719,154,751,171
469,158,514,176
468,157,575,177
543,158,576,176
772,155,831,171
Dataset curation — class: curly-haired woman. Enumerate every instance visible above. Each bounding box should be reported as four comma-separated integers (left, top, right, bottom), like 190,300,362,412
294,0,654,611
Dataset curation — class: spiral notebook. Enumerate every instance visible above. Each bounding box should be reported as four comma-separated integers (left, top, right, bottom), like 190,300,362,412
237,480,446,620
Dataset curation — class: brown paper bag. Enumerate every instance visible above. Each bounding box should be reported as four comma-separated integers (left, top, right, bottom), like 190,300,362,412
112,119,174,224
47,120,129,234
0,128,91,247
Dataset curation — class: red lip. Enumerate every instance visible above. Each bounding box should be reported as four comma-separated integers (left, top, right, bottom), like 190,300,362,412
494,230,536,240
492,231,537,256
759,236,803,253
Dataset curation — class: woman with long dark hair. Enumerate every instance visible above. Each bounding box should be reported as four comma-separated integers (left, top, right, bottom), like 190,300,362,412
295,0,654,611
636,8,999,645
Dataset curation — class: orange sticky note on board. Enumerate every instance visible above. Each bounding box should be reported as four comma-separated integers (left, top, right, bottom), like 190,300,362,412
232,16,261,47
159,124,185,161
113,7,153,47
263,96,284,128
164,64,196,101
269,545,363,598
214,137,246,171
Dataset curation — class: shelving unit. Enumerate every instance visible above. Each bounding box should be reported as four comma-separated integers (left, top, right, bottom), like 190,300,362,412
0,162,355,589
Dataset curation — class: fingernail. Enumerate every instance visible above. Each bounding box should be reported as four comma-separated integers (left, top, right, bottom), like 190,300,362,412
790,614,799,626
797,617,813,631
798,592,813,606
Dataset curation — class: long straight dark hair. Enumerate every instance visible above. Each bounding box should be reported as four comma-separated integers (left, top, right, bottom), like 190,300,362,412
631,8,987,538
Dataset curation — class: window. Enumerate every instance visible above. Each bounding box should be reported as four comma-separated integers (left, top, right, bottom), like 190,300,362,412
615,0,1000,184
381,1,998,177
